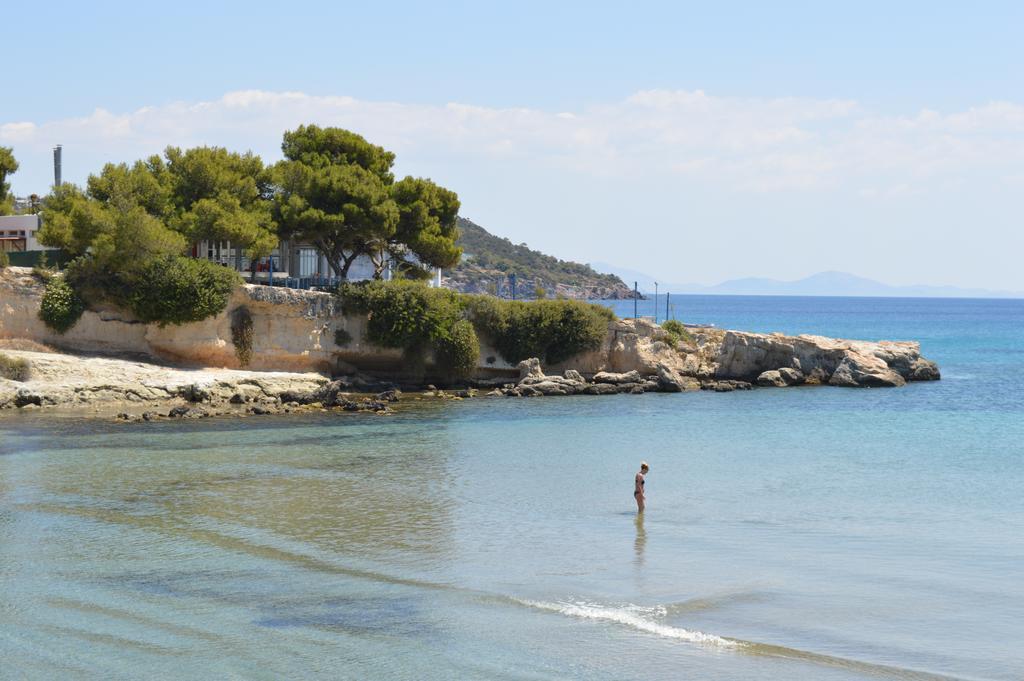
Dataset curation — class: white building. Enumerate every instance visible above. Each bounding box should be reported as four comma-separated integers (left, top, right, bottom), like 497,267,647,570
0,215,51,254
189,238,442,288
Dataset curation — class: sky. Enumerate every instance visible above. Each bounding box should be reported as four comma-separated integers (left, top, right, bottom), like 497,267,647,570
3,1,1023,290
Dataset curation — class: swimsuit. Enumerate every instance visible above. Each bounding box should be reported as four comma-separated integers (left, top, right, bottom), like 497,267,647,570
635,476,644,496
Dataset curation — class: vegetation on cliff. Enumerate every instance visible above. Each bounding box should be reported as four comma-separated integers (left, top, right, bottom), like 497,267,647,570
448,217,632,299
0,352,31,381
338,280,614,373
38,277,85,334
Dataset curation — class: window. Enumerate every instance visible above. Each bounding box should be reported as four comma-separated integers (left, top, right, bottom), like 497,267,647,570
298,248,319,277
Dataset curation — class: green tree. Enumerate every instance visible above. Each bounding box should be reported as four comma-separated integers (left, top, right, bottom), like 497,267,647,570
387,176,461,279
0,146,19,215
164,146,277,258
38,183,118,256
273,125,399,278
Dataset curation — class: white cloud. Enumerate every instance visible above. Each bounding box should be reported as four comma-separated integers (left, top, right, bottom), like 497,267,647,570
3,88,1024,288
4,89,1023,195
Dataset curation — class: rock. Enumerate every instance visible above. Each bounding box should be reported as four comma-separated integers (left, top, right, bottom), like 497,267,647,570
592,370,643,385
909,358,941,381
778,367,805,386
14,390,42,408
563,369,585,383
517,358,545,381
713,331,935,387
828,355,905,388
486,389,503,397
530,381,570,396
583,383,619,395
181,383,212,403
141,411,158,421
376,389,401,402
702,380,753,392
629,385,645,394
756,370,788,387
656,364,699,392
168,405,208,418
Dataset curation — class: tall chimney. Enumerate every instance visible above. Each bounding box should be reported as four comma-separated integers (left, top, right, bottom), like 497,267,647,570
53,145,62,187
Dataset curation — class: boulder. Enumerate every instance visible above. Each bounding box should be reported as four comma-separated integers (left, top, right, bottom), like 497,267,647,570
828,355,905,388
517,358,545,381
563,369,586,383
592,370,643,385
14,389,42,408
778,367,805,386
530,381,571,396
908,358,941,381
583,383,619,395
756,370,788,387
656,364,700,392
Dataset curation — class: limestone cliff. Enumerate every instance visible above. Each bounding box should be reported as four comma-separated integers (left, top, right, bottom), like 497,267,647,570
1,267,939,391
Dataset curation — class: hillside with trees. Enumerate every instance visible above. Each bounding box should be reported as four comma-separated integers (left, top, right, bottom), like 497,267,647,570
447,218,634,299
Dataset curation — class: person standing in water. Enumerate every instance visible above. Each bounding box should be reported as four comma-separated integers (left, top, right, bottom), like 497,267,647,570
634,462,649,512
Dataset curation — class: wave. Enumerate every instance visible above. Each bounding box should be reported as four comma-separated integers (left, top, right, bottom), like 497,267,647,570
515,599,740,648
516,598,967,681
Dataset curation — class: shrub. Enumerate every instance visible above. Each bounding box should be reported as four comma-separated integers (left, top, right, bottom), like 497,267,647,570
660,319,694,348
39,276,85,334
466,296,613,365
230,306,254,366
338,280,615,373
122,256,240,326
434,319,480,378
0,250,8,269
339,280,473,376
339,280,463,350
334,327,353,347
0,353,31,381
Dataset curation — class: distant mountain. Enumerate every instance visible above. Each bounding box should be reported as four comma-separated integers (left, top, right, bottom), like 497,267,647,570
591,266,1022,299
448,219,634,299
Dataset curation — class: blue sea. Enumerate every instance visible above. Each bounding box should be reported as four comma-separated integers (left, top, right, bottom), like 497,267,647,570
2,295,1022,680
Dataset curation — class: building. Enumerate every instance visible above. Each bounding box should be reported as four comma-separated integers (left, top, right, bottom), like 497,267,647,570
189,238,442,289
0,214,49,254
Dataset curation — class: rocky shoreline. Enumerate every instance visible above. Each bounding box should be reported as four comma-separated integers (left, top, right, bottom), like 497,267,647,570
0,317,941,421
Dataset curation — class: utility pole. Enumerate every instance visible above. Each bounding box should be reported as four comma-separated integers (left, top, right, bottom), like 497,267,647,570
633,281,638,319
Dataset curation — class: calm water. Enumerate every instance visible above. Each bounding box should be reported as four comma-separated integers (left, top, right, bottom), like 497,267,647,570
2,296,1023,680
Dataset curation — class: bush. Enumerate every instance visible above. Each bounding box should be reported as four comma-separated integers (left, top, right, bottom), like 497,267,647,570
660,319,693,348
466,296,614,365
0,353,31,381
122,256,240,326
339,280,463,350
339,280,473,376
0,250,8,269
334,327,353,347
230,306,254,366
338,280,615,373
434,319,480,378
39,276,85,334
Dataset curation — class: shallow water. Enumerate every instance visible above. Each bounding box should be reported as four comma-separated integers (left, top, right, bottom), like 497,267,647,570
2,296,1023,680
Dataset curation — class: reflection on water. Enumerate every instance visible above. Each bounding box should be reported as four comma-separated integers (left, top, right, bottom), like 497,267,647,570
633,513,647,568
